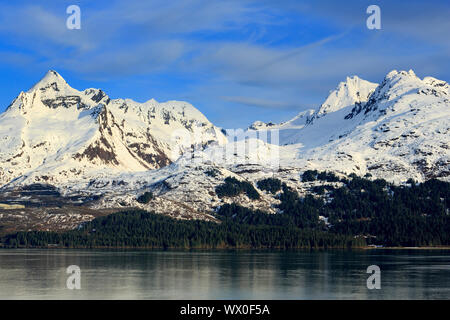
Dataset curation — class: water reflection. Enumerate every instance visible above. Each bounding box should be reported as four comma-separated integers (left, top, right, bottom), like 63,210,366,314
0,249,448,299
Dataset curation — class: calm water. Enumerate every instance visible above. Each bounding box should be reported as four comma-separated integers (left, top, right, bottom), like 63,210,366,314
0,249,448,299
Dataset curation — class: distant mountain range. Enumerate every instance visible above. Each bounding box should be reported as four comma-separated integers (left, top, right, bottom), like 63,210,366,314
0,69,448,220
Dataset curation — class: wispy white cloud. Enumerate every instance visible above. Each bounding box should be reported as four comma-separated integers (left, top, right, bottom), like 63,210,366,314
221,95,302,110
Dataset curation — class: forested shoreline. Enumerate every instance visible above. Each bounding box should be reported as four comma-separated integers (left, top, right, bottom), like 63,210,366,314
1,210,364,249
1,173,449,249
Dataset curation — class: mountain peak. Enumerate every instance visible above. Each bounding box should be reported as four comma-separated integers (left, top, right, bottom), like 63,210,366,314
380,69,420,89
46,69,63,77
316,75,378,117
28,70,71,93
377,69,425,97
353,69,448,120
344,75,363,83
385,69,417,80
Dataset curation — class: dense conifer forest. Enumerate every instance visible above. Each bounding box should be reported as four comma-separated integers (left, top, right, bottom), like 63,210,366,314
1,173,449,249
2,210,362,249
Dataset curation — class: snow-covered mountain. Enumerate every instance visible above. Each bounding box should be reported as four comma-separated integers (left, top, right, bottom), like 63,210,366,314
0,69,449,222
0,70,227,187
249,70,449,182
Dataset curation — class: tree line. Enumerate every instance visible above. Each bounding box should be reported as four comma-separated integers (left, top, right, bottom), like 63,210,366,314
2,209,363,249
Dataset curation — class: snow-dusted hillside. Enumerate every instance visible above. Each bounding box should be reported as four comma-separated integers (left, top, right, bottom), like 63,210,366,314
0,70,227,187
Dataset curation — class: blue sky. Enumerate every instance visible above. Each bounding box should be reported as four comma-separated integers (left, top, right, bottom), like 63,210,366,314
0,0,448,128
